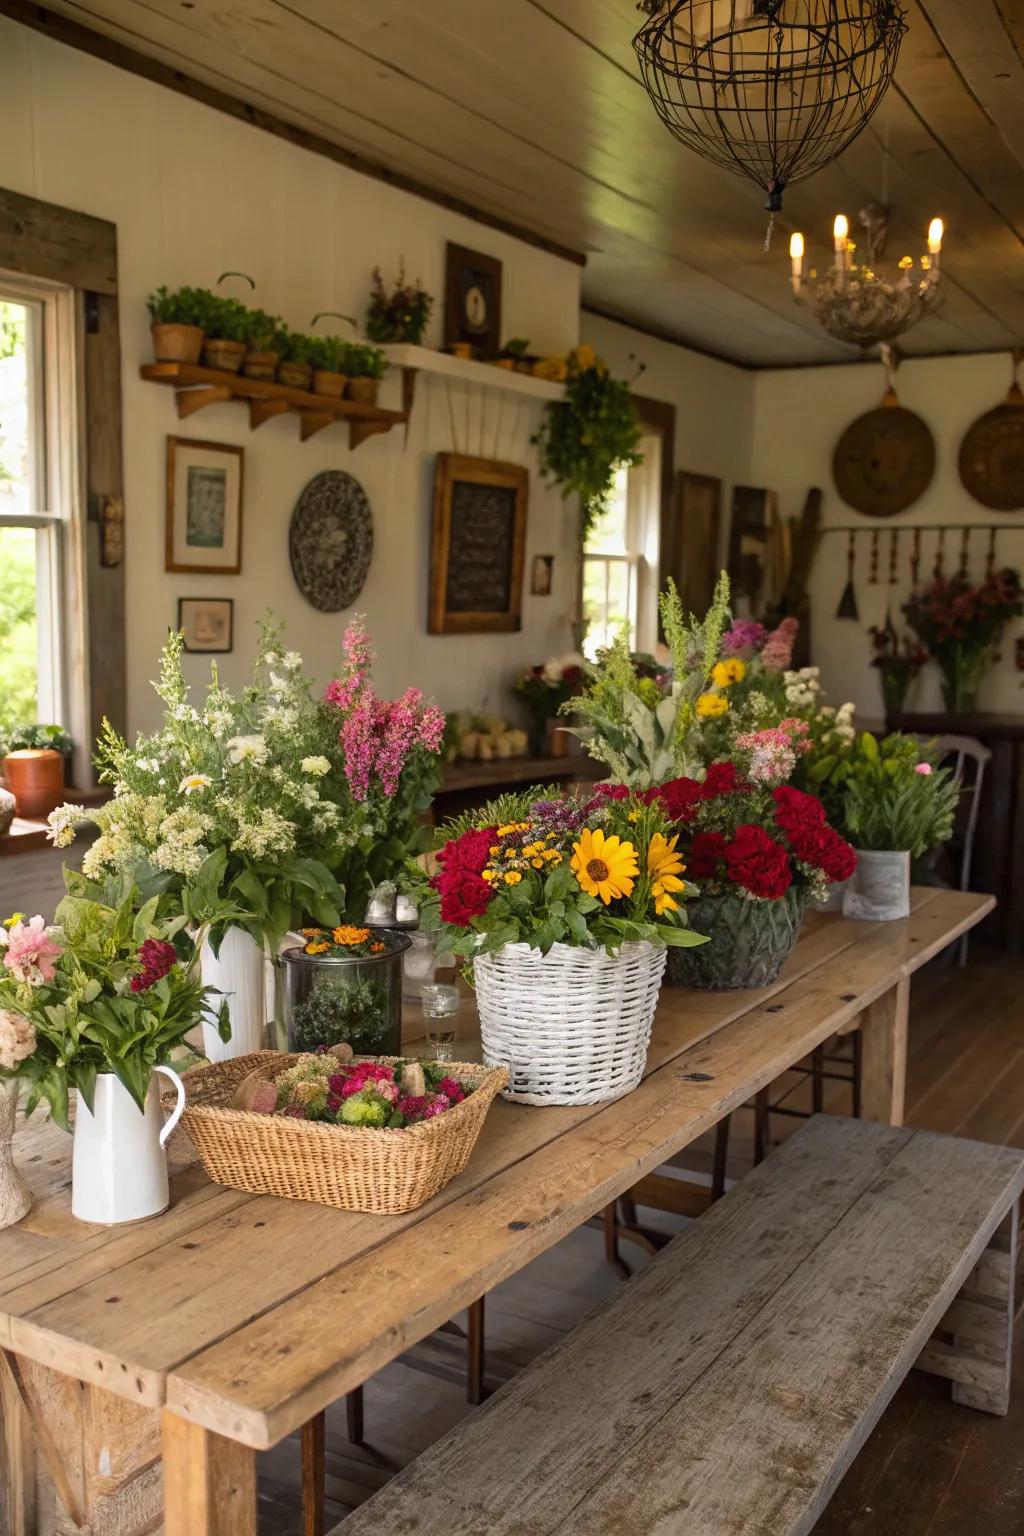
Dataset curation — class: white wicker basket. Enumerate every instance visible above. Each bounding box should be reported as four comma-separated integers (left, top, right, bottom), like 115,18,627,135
474,940,667,1106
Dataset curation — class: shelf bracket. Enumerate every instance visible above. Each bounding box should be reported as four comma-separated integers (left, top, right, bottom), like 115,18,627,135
401,367,418,446
299,409,335,442
175,385,232,420
249,398,290,430
349,420,393,451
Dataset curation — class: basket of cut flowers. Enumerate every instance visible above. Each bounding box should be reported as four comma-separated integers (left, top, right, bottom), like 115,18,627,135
419,790,707,1107
179,1048,507,1214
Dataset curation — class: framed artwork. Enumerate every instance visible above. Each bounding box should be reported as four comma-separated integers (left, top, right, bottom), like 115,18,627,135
666,471,721,618
531,553,554,596
165,436,244,574
429,453,528,634
444,243,503,358
177,597,234,653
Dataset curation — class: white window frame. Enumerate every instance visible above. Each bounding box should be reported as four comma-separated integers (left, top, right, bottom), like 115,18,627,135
0,271,86,742
582,432,663,658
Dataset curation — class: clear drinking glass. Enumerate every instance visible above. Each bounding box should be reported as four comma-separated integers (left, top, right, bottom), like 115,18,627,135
420,982,459,1063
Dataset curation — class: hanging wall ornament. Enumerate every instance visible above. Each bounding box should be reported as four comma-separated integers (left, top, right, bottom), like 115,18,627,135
289,471,373,612
833,352,935,517
959,352,1024,512
633,1,908,211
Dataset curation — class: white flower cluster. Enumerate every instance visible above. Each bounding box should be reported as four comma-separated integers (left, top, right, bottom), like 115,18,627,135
783,667,822,710
541,652,585,684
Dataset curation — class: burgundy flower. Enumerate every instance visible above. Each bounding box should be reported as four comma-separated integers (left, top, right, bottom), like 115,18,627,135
701,761,743,800
687,830,730,881
656,776,705,824
130,938,179,993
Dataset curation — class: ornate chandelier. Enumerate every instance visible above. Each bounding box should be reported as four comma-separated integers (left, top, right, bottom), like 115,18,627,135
789,205,944,348
634,2,908,210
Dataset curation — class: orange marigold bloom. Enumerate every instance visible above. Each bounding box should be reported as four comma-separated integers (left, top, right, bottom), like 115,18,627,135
305,941,330,955
371,941,386,953
301,927,325,938
332,925,371,946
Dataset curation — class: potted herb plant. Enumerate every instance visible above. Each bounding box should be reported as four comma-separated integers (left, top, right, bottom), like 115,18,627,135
242,307,284,381
310,336,350,399
202,295,250,374
279,925,411,1055
904,567,1024,715
343,342,387,406
364,264,434,345
420,790,706,1105
1,723,72,818
0,886,220,1225
534,344,643,535
841,733,960,921
277,330,317,392
147,285,212,364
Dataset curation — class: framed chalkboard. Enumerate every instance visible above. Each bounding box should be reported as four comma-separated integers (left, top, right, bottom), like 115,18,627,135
429,454,528,634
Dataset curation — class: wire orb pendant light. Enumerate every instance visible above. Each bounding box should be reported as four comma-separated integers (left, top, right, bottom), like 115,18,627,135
634,1,908,210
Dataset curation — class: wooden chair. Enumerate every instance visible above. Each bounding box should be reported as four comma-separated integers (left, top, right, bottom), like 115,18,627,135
917,734,991,966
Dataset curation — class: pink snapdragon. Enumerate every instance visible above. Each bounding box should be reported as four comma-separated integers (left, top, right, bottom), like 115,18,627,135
1,916,61,987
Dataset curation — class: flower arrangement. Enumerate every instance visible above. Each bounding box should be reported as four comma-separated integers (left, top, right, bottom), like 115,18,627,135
513,653,585,753
297,925,387,959
258,1052,472,1129
364,263,434,345
0,887,216,1127
869,623,928,717
420,788,707,962
533,345,643,535
841,733,959,857
904,567,1023,713
568,574,733,787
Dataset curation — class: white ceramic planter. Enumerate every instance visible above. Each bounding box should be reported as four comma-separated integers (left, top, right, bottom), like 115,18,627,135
843,849,911,922
71,1067,184,1225
200,925,267,1061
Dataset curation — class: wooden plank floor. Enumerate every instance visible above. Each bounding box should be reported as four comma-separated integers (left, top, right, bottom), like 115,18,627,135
255,942,1024,1534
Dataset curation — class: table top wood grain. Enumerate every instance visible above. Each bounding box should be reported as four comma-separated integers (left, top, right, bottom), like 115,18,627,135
0,889,992,1452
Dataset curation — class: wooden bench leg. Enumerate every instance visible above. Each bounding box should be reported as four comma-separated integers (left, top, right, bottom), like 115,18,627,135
302,1411,326,1536
917,1205,1019,1417
858,977,909,1127
163,1410,257,1536
467,1298,486,1406
711,1116,730,1203
345,1387,364,1446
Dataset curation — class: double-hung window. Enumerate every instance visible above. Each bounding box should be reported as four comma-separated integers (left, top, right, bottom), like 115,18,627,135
581,431,663,660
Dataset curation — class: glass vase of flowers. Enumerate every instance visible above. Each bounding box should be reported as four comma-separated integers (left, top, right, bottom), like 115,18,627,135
904,568,1024,715
279,925,411,1056
513,654,585,755
0,883,219,1223
868,623,928,719
419,790,706,1105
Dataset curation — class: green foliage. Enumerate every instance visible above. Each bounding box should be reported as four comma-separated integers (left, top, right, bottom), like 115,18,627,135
364,264,433,345
0,528,38,728
342,342,386,380
242,306,284,351
310,335,350,373
289,973,390,1053
279,330,317,365
841,733,960,857
0,303,25,361
204,295,251,344
146,286,216,328
533,351,643,534
0,721,73,758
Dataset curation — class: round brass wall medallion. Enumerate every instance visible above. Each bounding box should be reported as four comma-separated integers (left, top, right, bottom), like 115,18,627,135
833,394,936,518
959,384,1024,512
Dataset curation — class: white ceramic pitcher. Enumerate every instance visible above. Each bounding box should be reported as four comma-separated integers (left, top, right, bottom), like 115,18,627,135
200,924,267,1061
71,1066,185,1225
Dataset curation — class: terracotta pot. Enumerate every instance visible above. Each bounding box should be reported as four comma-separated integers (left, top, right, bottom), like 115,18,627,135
242,350,279,381
201,338,246,374
2,749,65,819
312,369,347,400
346,377,380,406
278,361,313,392
151,322,204,365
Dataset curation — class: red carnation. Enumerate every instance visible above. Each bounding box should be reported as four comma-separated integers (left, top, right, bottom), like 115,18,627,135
656,776,705,824
595,782,631,801
772,784,826,831
687,830,730,881
723,824,792,900
439,871,493,927
701,761,743,800
798,826,857,883
437,826,495,877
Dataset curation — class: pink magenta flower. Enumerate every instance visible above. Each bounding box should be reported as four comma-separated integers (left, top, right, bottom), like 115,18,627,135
2,916,61,986
914,762,933,775
130,938,178,993
325,623,446,801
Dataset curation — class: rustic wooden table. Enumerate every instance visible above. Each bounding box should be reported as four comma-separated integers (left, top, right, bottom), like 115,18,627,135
0,889,992,1536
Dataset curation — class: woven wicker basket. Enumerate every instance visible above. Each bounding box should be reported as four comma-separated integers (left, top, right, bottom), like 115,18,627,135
179,1052,508,1214
474,941,667,1107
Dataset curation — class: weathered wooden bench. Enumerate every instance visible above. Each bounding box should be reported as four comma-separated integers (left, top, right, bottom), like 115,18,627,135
335,1114,1024,1536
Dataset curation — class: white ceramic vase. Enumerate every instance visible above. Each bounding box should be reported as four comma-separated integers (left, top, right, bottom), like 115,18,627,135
71,1067,184,1225
0,1079,32,1229
200,925,267,1061
843,849,911,922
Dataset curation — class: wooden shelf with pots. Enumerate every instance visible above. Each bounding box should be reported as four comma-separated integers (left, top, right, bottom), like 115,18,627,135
139,362,406,448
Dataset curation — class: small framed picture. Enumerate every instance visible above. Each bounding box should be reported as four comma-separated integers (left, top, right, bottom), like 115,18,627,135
429,453,528,635
531,554,554,596
177,597,234,653
166,436,244,574
444,243,503,358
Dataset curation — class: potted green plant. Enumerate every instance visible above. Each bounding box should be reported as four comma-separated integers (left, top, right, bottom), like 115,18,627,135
841,733,960,921
310,335,350,399
0,723,72,818
364,264,434,345
242,307,284,381
497,337,532,374
904,568,1024,715
534,345,643,536
277,330,317,392
202,295,250,374
147,286,213,364
343,342,387,406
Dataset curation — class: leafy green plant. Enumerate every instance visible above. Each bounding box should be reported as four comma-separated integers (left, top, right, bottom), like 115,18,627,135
289,973,390,1053
204,296,251,344
342,342,386,380
146,286,215,328
365,264,433,345
841,733,960,857
243,307,284,352
0,721,73,758
534,346,643,534
279,330,317,365
310,336,351,373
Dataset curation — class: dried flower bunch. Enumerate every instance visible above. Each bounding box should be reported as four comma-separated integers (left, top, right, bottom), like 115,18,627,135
234,1051,473,1130
364,263,434,345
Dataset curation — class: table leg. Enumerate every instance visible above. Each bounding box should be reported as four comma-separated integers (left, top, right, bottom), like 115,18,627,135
301,1411,325,1536
0,1353,35,1536
858,977,909,1127
162,1410,257,1536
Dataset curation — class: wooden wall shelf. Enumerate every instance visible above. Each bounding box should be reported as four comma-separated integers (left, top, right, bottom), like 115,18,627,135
140,362,406,448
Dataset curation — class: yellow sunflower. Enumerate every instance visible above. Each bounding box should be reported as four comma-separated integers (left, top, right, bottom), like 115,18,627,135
712,658,746,688
571,827,638,905
696,692,729,718
648,831,686,916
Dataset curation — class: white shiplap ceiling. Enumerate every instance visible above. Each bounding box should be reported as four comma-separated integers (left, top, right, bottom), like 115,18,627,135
10,0,1024,366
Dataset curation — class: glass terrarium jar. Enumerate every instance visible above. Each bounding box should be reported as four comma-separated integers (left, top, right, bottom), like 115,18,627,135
280,933,411,1056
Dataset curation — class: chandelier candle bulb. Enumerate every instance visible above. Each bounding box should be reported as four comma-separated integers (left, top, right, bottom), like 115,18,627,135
928,217,944,264
790,232,805,295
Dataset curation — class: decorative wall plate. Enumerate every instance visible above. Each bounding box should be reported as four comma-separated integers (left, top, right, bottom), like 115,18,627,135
959,384,1024,511
289,471,373,611
833,393,936,518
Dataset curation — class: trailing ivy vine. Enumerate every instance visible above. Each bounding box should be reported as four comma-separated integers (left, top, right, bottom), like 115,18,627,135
533,346,643,538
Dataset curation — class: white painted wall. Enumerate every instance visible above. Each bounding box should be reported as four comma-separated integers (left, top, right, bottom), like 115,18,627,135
752,353,1024,718
0,18,581,736
580,312,757,567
